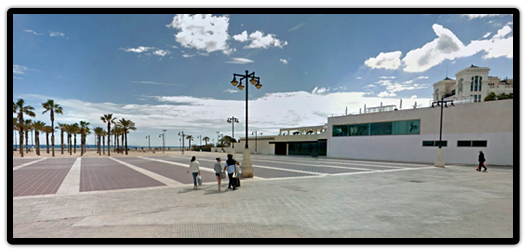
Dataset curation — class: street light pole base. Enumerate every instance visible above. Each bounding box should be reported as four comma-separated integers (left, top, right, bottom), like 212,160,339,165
434,148,445,168
240,148,254,178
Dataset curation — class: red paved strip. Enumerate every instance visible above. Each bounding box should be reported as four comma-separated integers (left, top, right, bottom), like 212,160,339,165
13,158,76,197
12,159,39,168
80,158,165,192
114,157,217,185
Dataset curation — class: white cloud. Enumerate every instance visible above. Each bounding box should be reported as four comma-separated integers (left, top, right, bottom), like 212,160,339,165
13,65,28,74
410,95,418,99
364,84,376,88
415,76,428,80
122,46,154,53
233,30,288,49
280,59,288,64
49,31,67,38
482,32,491,38
223,89,238,93
153,49,171,57
364,51,402,70
377,91,396,97
311,87,329,94
225,58,254,64
356,77,362,79
462,14,508,19
24,29,42,35
379,76,396,79
401,24,513,72
288,23,306,32
166,14,232,55
131,81,185,87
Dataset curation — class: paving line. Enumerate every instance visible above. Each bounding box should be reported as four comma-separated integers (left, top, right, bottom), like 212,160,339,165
55,157,81,196
252,164,326,177
331,166,435,176
110,157,183,187
13,158,47,171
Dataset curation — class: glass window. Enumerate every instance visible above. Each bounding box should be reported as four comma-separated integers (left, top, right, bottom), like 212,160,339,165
332,125,349,137
471,77,474,91
370,122,392,135
472,141,487,147
457,141,472,147
423,141,434,147
349,123,369,136
393,120,420,135
474,77,478,92
436,141,447,147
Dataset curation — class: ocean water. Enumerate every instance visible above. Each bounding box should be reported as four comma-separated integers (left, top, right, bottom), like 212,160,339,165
12,144,184,149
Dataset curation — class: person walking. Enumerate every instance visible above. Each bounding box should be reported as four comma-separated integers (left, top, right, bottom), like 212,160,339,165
476,150,487,172
223,154,237,191
187,156,201,189
214,157,223,191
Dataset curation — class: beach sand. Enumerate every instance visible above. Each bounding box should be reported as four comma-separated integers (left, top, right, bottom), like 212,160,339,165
12,148,240,159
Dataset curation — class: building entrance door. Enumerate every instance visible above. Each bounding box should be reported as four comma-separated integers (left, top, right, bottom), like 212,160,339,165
275,142,286,155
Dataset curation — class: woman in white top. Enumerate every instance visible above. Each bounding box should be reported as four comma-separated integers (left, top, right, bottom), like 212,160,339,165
187,156,201,189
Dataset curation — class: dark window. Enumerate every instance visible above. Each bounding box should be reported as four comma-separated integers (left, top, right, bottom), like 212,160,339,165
332,125,349,137
349,123,369,136
423,141,434,147
457,141,472,147
370,122,392,135
472,141,487,147
436,141,447,147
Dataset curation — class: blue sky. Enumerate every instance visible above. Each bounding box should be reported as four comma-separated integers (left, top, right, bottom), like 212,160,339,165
12,14,514,147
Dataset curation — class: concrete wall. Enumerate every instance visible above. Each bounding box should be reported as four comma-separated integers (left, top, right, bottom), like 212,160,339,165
327,99,513,166
234,137,276,155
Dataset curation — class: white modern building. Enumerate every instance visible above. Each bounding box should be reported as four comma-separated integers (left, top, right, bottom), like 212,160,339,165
433,65,513,103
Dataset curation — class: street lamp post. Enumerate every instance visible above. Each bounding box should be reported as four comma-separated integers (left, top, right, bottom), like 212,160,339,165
145,135,150,150
178,131,185,155
252,131,262,154
159,130,166,153
431,97,454,167
227,116,239,153
197,135,202,152
230,70,262,178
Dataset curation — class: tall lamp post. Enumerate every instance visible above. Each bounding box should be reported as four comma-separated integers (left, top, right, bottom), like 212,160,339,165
197,135,202,151
159,130,167,153
230,70,262,178
145,135,150,150
178,131,185,155
227,116,239,153
252,131,262,154
431,97,454,167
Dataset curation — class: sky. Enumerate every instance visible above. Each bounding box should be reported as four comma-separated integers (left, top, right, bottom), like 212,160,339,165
12,13,514,147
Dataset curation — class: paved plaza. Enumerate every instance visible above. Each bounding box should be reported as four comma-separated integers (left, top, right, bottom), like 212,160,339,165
11,152,514,238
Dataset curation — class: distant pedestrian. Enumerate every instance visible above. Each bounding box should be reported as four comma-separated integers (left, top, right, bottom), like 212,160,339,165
476,151,487,172
223,154,237,191
214,157,223,191
187,156,201,189
235,161,242,178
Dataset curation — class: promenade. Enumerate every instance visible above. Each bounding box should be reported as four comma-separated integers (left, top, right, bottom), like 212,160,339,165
11,151,514,238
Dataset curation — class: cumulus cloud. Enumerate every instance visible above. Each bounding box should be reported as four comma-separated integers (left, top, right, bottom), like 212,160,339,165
280,59,288,64
13,65,28,74
233,30,288,49
122,46,154,53
49,31,67,38
462,14,509,19
121,46,173,58
364,51,402,70
373,76,429,97
153,49,171,57
223,89,238,93
311,86,329,94
377,91,397,97
166,14,232,55
364,24,513,73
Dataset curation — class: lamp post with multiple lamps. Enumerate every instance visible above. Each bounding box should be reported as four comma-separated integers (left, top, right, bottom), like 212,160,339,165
159,130,167,153
197,135,202,152
227,116,239,153
230,70,262,178
431,97,454,167
178,131,185,155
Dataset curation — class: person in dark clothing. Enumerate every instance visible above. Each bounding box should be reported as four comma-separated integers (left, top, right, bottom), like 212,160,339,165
223,153,237,190
476,151,487,171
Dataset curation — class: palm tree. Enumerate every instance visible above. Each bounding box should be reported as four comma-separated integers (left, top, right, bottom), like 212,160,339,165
13,117,18,155
101,114,116,156
203,136,210,146
64,124,77,155
93,127,104,155
117,118,137,155
57,122,67,155
101,131,107,155
43,126,53,154
24,119,33,154
32,121,46,156
42,100,63,157
78,121,91,156
186,135,194,151
71,123,79,154
14,99,36,157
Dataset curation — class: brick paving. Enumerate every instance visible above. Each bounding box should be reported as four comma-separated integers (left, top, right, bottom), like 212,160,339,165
114,157,218,184
12,158,39,167
13,158,76,197
80,158,165,192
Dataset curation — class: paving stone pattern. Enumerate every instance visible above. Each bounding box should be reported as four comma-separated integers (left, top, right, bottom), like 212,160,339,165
13,158,76,197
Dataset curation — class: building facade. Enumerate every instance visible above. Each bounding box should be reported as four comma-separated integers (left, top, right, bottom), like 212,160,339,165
433,65,513,103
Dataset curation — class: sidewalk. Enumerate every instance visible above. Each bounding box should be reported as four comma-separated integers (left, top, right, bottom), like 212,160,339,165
12,162,513,238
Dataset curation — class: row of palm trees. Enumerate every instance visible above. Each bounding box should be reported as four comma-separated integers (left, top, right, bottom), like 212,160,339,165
13,98,137,157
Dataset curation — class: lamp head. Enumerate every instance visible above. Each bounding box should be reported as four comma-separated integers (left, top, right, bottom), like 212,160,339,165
237,84,245,90
250,77,257,85
231,76,238,86
255,80,262,89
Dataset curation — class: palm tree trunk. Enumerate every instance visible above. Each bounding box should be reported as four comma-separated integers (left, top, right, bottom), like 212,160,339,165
51,115,55,157
98,136,101,155
25,130,29,153
121,134,124,153
19,117,24,157
35,131,40,156
80,134,84,156
46,132,50,154
107,123,111,157
125,130,128,155
69,135,72,155
61,130,64,154
74,134,77,154
102,136,105,155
